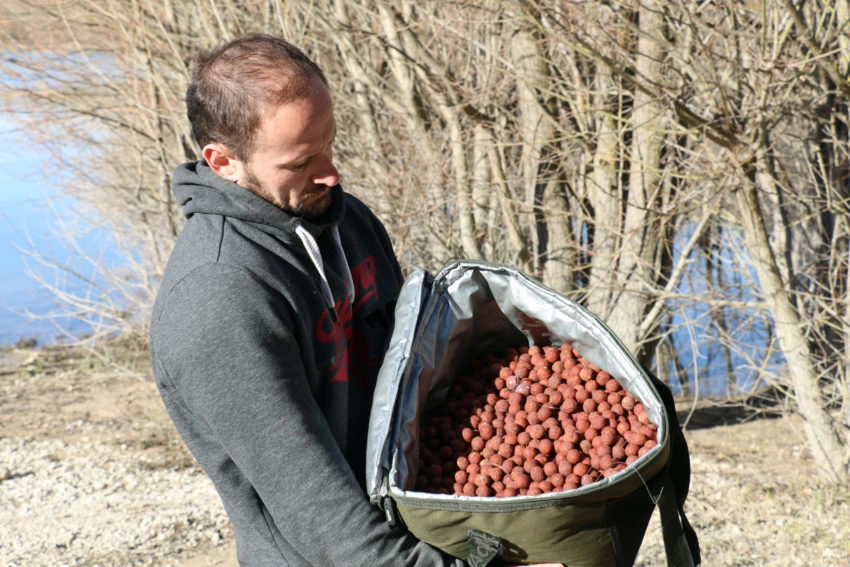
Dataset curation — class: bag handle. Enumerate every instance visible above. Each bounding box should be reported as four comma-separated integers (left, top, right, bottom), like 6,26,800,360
647,369,702,567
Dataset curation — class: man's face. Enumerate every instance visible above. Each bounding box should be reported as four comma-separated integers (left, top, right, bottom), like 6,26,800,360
224,76,339,219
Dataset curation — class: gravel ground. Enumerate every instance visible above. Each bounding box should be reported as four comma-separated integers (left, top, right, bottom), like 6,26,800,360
1,437,232,566
0,346,235,566
2,345,849,566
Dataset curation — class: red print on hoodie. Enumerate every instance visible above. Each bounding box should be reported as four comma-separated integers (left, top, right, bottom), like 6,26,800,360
316,256,379,385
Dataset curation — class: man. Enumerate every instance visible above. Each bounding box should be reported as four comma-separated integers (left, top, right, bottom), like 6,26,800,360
149,33,466,565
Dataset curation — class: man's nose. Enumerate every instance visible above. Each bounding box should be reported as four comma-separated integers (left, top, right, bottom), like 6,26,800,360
312,151,339,187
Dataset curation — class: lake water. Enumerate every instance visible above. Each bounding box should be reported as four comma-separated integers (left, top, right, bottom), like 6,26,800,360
0,129,93,347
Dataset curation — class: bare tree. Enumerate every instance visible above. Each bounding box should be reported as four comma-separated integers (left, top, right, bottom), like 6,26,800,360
3,0,849,481
598,0,850,482
322,0,850,481
0,0,277,353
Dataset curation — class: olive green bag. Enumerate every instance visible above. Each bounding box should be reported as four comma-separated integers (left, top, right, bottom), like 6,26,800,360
366,261,700,567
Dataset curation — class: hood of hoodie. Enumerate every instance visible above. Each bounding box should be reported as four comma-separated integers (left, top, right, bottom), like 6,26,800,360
172,160,355,312
172,159,346,245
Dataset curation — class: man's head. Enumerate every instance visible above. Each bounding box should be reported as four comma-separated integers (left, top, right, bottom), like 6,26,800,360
187,33,339,218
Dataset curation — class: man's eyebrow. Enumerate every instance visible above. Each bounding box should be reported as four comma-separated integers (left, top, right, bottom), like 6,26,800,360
278,155,311,169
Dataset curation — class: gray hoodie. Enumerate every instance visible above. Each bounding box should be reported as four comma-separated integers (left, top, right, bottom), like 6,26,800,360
150,161,464,566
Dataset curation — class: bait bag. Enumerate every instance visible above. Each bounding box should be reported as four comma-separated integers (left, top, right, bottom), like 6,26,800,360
367,260,700,567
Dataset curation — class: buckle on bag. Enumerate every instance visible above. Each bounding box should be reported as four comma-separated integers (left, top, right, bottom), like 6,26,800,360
467,529,505,567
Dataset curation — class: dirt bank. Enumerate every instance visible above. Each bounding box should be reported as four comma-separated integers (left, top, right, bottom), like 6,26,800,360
1,345,847,566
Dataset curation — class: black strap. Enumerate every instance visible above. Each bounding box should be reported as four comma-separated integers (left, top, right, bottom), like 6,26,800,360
646,369,702,567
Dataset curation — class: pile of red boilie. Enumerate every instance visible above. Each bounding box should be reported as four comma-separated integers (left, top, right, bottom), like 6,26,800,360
415,344,658,497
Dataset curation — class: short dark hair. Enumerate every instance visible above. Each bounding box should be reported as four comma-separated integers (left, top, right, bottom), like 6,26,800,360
186,33,327,160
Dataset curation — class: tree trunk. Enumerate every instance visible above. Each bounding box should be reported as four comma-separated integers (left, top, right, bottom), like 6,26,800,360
737,151,846,483
507,9,571,288
585,0,670,361
584,63,624,322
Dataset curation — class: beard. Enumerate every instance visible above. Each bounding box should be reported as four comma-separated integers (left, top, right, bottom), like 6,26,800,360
241,166,333,220
288,186,334,219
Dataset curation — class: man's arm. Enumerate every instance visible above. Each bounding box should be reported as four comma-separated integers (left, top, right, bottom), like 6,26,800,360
153,263,464,566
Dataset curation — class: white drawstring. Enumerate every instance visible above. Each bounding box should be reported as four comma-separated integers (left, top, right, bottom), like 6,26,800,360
330,226,356,305
294,223,355,312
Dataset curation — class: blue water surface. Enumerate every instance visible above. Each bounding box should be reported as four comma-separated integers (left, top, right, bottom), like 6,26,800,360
0,129,93,346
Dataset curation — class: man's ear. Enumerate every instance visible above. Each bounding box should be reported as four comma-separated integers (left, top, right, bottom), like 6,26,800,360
203,143,242,183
